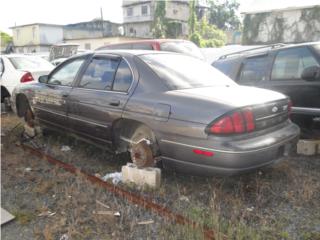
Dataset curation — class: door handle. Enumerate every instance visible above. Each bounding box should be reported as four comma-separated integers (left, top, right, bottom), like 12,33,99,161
62,93,69,98
109,100,120,106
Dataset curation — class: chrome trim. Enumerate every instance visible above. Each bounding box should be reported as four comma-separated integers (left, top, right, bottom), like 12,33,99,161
34,106,66,117
68,114,110,128
256,112,287,121
160,135,298,154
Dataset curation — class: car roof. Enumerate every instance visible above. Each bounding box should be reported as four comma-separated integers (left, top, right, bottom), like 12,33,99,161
101,39,190,46
94,49,182,57
216,41,320,62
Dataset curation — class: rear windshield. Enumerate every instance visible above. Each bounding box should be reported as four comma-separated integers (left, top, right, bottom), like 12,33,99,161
9,56,53,70
160,41,205,60
140,53,236,90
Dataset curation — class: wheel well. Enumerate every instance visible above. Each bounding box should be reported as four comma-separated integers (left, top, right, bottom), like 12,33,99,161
1,86,10,102
112,119,156,153
16,94,30,118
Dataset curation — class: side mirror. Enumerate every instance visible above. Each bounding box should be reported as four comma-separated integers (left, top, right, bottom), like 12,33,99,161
301,66,320,81
38,75,48,83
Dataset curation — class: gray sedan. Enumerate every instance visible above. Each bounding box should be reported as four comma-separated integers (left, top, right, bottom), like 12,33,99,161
11,50,300,175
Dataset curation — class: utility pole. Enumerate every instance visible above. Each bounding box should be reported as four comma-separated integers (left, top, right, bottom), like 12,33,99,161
100,7,104,37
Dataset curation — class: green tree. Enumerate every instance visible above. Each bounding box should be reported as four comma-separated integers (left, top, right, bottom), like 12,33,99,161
188,2,226,48
152,0,167,38
0,31,12,47
188,0,197,35
208,0,241,31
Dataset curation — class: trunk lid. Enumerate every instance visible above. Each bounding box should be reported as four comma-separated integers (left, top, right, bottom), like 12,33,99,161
175,85,291,131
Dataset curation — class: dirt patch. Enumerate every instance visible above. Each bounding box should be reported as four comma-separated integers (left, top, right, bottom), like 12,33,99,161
1,113,320,239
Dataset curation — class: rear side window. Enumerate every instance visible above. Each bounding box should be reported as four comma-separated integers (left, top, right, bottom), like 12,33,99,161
213,60,237,78
48,58,85,86
132,43,153,50
271,47,319,80
113,60,133,92
239,56,269,83
79,57,119,90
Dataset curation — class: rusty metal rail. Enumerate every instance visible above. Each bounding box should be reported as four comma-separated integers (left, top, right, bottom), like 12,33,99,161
18,143,227,240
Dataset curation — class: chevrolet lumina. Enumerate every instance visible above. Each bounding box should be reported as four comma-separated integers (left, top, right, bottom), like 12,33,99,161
11,50,300,175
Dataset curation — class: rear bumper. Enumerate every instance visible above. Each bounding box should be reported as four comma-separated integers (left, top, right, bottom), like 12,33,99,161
160,122,300,176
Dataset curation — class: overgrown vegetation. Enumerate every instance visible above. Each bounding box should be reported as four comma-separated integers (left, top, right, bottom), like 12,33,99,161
2,113,320,239
0,31,12,48
188,0,226,47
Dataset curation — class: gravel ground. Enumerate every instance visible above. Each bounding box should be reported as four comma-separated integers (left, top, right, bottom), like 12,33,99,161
1,113,320,240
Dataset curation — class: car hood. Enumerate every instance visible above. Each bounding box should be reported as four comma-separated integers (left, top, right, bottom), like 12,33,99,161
172,85,287,107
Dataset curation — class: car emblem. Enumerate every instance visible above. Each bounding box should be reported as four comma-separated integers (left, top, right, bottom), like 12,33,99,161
272,106,278,113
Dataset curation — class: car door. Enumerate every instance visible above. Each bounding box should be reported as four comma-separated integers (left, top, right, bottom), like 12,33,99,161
67,54,134,144
266,46,320,109
33,57,86,129
236,54,272,87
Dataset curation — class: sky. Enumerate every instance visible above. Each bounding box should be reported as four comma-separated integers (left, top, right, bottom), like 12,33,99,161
1,0,319,35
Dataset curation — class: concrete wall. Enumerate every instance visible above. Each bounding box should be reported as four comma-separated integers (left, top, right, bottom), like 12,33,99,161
242,6,320,44
12,25,40,46
64,37,141,50
64,21,120,40
39,25,63,44
165,1,189,22
124,22,153,38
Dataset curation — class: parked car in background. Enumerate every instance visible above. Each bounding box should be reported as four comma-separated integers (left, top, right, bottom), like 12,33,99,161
49,43,87,66
0,54,54,108
25,52,50,61
212,42,320,137
11,50,299,175
96,39,205,60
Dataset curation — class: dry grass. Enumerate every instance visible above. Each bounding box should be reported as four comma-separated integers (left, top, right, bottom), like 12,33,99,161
2,113,320,239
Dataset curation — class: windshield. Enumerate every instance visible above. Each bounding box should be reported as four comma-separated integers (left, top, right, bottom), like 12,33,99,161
160,41,205,60
9,56,54,70
140,53,236,90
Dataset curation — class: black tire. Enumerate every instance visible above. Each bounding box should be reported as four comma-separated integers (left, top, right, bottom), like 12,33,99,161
129,125,158,168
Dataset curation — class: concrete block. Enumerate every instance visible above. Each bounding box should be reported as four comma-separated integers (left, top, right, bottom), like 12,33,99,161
297,140,318,156
24,124,36,137
122,163,161,188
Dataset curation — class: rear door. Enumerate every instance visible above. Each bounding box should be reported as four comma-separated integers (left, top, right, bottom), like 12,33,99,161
67,54,134,143
266,46,320,110
33,57,86,128
237,54,272,86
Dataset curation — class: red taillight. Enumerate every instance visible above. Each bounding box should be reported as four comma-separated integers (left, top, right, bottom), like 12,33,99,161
20,72,34,83
209,108,255,135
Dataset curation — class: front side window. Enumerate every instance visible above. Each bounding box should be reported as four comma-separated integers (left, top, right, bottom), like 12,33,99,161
239,56,269,83
48,58,85,86
271,47,319,80
78,57,119,90
113,60,133,92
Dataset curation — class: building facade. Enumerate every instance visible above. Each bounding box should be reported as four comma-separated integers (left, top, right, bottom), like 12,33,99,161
242,5,320,44
11,23,63,53
122,0,208,38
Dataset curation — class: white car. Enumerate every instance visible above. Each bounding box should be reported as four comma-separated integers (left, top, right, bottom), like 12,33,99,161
0,54,54,107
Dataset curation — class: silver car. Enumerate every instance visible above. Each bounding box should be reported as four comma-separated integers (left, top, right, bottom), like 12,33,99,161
11,50,300,175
